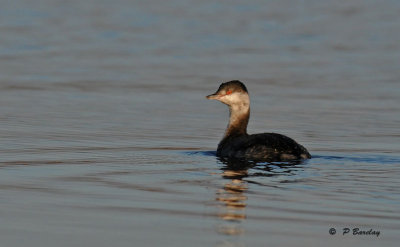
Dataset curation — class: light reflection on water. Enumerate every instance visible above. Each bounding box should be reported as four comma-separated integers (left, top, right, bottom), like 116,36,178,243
1,0,400,246
217,169,248,236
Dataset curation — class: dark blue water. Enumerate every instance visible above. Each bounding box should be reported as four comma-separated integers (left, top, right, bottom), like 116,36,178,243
1,0,400,246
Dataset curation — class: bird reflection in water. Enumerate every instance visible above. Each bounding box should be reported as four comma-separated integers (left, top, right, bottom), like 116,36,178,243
215,158,251,237
214,157,305,238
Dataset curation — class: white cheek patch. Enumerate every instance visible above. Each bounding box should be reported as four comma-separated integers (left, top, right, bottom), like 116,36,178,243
220,93,242,105
229,93,242,103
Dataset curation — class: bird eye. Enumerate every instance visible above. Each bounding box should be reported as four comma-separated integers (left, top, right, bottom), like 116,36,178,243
226,90,232,95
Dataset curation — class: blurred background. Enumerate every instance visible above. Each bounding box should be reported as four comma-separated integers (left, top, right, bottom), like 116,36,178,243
0,1,399,247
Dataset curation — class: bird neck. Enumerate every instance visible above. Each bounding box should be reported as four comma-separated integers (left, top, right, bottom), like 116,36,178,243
224,102,250,138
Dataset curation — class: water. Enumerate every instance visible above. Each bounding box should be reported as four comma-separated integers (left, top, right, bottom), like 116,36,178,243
1,0,400,246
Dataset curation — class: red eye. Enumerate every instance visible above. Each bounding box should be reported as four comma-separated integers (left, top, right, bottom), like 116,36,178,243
226,90,232,95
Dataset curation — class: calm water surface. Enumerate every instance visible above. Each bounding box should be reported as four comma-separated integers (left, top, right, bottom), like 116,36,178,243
1,1,400,246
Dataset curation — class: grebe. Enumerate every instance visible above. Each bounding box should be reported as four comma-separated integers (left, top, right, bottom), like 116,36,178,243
206,80,311,161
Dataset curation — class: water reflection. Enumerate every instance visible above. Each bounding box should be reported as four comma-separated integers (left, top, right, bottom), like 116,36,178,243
216,168,248,236
215,158,305,238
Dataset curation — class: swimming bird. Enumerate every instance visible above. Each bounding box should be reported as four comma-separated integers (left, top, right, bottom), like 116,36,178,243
206,80,311,161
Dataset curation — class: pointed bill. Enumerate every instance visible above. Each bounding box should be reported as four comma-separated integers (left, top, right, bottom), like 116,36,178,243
206,93,221,100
